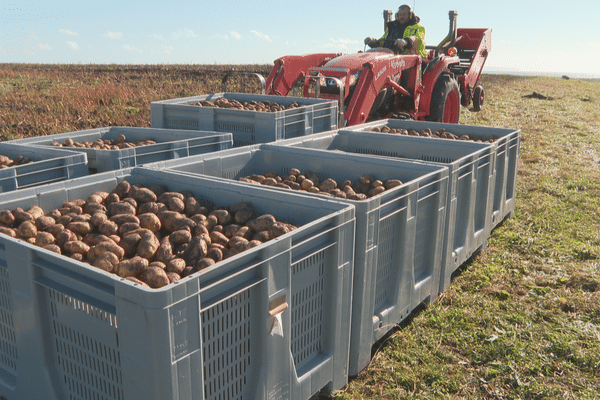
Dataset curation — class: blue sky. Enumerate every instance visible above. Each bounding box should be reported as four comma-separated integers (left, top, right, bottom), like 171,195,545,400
2,1,600,77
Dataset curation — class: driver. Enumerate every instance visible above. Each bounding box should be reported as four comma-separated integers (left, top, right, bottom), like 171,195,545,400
364,5,426,58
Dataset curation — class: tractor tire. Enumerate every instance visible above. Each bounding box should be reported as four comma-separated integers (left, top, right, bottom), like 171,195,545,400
472,85,484,111
427,72,461,123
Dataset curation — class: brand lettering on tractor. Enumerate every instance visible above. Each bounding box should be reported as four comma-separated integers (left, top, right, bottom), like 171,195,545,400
391,60,406,69
376,66,387,80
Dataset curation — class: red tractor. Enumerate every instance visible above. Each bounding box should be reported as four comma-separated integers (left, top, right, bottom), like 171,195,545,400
263,10,491,126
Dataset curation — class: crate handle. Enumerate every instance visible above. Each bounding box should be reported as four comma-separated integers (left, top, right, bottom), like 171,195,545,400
268,294,288,317
35,274,117,315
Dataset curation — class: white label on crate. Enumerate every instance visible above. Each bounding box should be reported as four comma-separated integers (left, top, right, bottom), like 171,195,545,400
267,382,290,400
170,302,200,362
269,313,284,337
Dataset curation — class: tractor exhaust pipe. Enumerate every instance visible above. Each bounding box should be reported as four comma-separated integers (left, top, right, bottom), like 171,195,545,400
435,10,459,57
383,10,393,31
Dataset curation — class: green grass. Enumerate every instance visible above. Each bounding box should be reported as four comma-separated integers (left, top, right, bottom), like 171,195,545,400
1,65,599,399
329,74,600,399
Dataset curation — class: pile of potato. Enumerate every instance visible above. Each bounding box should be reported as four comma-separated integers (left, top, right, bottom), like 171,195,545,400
193,98,301,112
0,181,297,289
50,134,157,150
0,155,33,168
367,126,496,143
238,168,402,200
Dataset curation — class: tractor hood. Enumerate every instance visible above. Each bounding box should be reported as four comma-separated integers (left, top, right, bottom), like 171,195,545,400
323,50,397,70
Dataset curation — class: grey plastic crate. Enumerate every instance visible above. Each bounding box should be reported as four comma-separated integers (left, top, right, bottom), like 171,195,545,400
275,130,496,294
0,141,88,193
0,167,355,400
146,144,449,377
9,126,233,173
345,119,521,231
150,92,339,147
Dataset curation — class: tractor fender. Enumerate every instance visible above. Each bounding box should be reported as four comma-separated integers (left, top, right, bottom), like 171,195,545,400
417,56,460,117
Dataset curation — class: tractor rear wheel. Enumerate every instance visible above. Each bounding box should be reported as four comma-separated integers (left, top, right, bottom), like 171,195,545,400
427,72,460,123
472,85,484,111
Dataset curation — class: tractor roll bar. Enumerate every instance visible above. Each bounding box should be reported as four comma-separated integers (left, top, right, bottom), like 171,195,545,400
221,72,266,94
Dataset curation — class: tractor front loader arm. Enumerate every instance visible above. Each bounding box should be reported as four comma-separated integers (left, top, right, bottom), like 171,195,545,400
344,56,420,126
265,53,341,96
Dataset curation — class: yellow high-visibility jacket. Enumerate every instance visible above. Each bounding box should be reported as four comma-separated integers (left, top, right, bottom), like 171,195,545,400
378,18,426,58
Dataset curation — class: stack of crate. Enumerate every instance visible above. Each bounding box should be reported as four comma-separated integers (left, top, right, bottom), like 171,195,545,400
0,88,520,400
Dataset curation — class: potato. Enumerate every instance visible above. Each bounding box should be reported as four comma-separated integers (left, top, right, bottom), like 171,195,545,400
71,213,91,223
165,196,185,213
119,222,141,236
209,209,232,225
13,208,34,224
116,256,148,278
112,180,131,198
204,214,218,231
45,209,62,220
262,177,278,186
136,231,160,259
0,210,15,226
138,213,161,232
184,196,205,216
170,228,192,245
35,215,56,231
233,208,255,225
209,230,229,247
105,193,120,205
206,247,223,263
89,240,125,259
252,230,270,242
43,244,61,254
158,211,196,232
107,201,136,217
301,179,314,191
247,239,262,249
56,212,77,227
92,251,120,272
165,258,186,274
138,201,160,215
86,193,104,204
46,224,65,237
157,192,184,203
138,266,170,288
63,240,90,255
120,232,142,256
232,225,253,240
83,233,114,246
167,272,181,284
384,179,403,190
98,220,119,236
110,214,140,226
27,206,45,220
248,214,276,233
0,226,16,237
371,180,384,189
319,178,337,193
130,186,157,204
84,202,106,215
195,257,215,271
368,186,386,197
268,222,296,239
194,225,212,245
17,221,37,238
67,221,92,235
181,236,208,265
221,224,241,238
36,232,55,247
125,276,150,288
155,237,175,263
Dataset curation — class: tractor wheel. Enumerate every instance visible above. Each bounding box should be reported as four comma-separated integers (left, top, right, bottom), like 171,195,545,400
472,85,484,111
427,72,460,123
